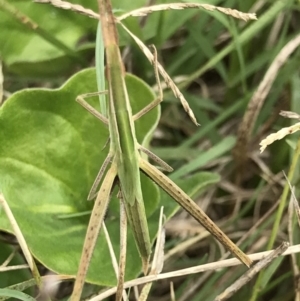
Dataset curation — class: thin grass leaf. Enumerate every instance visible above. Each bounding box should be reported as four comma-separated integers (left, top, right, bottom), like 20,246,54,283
260,123,300,153
96,22,107,115
0,289,36,301
0,194,42,288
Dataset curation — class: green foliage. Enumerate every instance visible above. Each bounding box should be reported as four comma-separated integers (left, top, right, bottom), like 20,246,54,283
0,0,98,77
1,0,300,300
0,289,36,301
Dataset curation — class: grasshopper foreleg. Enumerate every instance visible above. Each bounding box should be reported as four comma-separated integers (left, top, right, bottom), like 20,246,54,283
133,45,163,121
76,91,109,124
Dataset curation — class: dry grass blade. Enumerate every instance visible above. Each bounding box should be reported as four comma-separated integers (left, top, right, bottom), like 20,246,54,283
150,206,165,275
164,232,209,261
280,110,300,121
214,242,289,301
235,33,300,162
0,194,41,285
35,0,257,23
138,207,165,301
102,220,128,301
90,244,300,301
34,0,99,19
170,282,175,301
120,22,199,126
84,218,128,300
259,122,300,153
177,193,284,301
284,172,300,228
0,246,30,272
137,280,151,301
71,164,117,301
287,186,300,301
1,246,17,267
118,3,257,21
0,264,29,272
116,200,128,301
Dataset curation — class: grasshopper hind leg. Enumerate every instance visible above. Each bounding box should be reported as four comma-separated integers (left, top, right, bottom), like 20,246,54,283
133,45,163,121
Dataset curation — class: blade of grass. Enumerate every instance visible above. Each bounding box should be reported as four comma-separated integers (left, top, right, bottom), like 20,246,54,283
170,136,236,180
179,0,292,90
95,22,106,115
250,138,300,301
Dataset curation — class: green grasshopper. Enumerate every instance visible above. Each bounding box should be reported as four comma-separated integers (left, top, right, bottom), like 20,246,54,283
69,0,252,300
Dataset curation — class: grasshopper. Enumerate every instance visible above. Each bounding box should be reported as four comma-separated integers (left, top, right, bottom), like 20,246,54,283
69,0,252,300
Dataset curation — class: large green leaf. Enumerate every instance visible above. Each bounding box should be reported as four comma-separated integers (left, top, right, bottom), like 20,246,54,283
0,68,160,286
0,67,221,287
